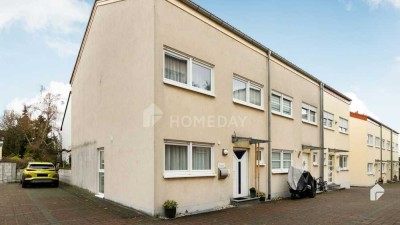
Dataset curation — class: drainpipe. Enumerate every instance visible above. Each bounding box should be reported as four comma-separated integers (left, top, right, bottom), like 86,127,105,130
267,50,272,200
391,130,393,180
320,83,325,181
380,125,383,181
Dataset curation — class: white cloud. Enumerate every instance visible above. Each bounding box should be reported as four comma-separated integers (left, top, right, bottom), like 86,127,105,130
345,92,380,119
0,0,90,33
365,0,400,9
46,38,80,57
395,56,400,63
6,81,71,127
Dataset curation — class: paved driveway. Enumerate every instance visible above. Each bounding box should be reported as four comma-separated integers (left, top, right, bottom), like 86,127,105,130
1,182,400,225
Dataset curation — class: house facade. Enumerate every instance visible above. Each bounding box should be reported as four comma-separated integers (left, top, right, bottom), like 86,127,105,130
69,0,352,216
60,92,72,165
349,112,399,186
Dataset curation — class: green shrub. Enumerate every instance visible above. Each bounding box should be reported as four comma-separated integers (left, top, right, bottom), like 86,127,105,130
163,200,178,209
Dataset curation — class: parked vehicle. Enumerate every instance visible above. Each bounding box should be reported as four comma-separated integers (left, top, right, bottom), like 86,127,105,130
316,177,328,192
21,162,59,188
288,166,317,199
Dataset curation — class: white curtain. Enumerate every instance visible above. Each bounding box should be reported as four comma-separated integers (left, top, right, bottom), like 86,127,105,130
165,145,188,170
165,54,187,84
192,146,211,170
272,152,281,169
233,79,246,101
250,87,261,106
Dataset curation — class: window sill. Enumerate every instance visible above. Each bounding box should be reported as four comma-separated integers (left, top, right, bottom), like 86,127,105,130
367,173,374,176
339,131,349,135
324,127,335,131
340,169,349,171
367,145,374,147
233,99,264,111
163,79,215,98
257,163,266,166
272,170,289,174
163,173,217,179
272,111,294,120
302,120,318,127
313,164,319,167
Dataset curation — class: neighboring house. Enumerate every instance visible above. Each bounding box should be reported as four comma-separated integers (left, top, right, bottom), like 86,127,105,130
322,89,351,189
349,112,399,186
0,141,3,161
60,92,72,164
69,0,351,216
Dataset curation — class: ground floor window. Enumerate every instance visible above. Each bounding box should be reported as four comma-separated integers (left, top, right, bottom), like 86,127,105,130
98,148,104,196
381,163,386,173
257,147,265,166
164,140,214,178
272,150,292,173
312,152,318,165
367,163,374,174
339,155,348,170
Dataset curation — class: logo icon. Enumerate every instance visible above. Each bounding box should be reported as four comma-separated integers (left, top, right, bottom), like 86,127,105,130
370,184,384,201
142,104,163,128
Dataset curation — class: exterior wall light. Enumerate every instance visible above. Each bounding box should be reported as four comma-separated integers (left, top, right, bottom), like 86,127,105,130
222,149,229,156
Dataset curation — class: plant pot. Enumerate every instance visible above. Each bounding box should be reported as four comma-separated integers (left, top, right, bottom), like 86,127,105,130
164,208,176,218
250,189,256,198
259,196,266,202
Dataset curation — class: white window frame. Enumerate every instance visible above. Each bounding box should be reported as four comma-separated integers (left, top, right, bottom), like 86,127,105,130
381,163,386,174
387,141,391,151
301,103,317,125
382,139,385,149
163,140,215,178
375,137,380,148
312,152,318,166
323,111,334,129
257,147,266,166
163,49,215,96
339,118,349,134
272,150,292,173
339,155,348,170
232,75,264,110
271,91,293,118
97,148,105,198
367,163,374,175
367,134,374,147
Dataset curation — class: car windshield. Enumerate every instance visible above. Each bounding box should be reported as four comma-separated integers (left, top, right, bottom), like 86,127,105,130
29,164,54,169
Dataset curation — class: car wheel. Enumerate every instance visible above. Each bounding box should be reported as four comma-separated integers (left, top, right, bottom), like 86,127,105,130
53,181,59,188
22,180,28,188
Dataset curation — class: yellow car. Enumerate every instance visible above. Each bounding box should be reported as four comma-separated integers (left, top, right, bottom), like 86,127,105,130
21,162,59,188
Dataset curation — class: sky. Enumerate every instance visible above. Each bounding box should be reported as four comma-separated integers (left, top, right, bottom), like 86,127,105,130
0,0,400,131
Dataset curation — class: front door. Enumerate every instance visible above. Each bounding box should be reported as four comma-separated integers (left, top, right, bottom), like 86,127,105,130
302,153,309,171
233,149,248,198
328,155,334,183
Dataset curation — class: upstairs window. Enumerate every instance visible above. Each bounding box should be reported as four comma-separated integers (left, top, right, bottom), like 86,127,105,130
272,91,293,117
367,134,374,146
164,49,214,95
302,103,317,124
382,139,385,149
233,75,263,109
375,137,380,148
339,118,348,133
323,111,334,128
387,141,391,150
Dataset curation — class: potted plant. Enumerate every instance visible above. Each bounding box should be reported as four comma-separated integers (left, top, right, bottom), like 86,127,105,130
163,200,178,218
250,187,256,198
258,192,266,202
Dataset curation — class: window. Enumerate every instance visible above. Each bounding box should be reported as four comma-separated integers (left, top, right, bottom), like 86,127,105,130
164,141,214,178
381,163,386,173
257,148,265,166
396,144,399,151
375,137,380,148
367,163,374,174
382,139,385,149
367,134,374,146
339,118,348,133
312,152,318,165
272,150,292,173
323,112,334,129
302,103,317,124
339,155,348,170
387,141,391,150
98,148,105,197
324,153,327,166
271,91,293,117
233,76,263,109
164,49,214,95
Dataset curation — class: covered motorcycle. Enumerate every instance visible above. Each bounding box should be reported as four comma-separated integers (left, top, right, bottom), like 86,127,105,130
287,166,317,199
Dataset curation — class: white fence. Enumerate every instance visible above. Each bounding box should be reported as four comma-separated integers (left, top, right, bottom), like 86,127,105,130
0,162,17,183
